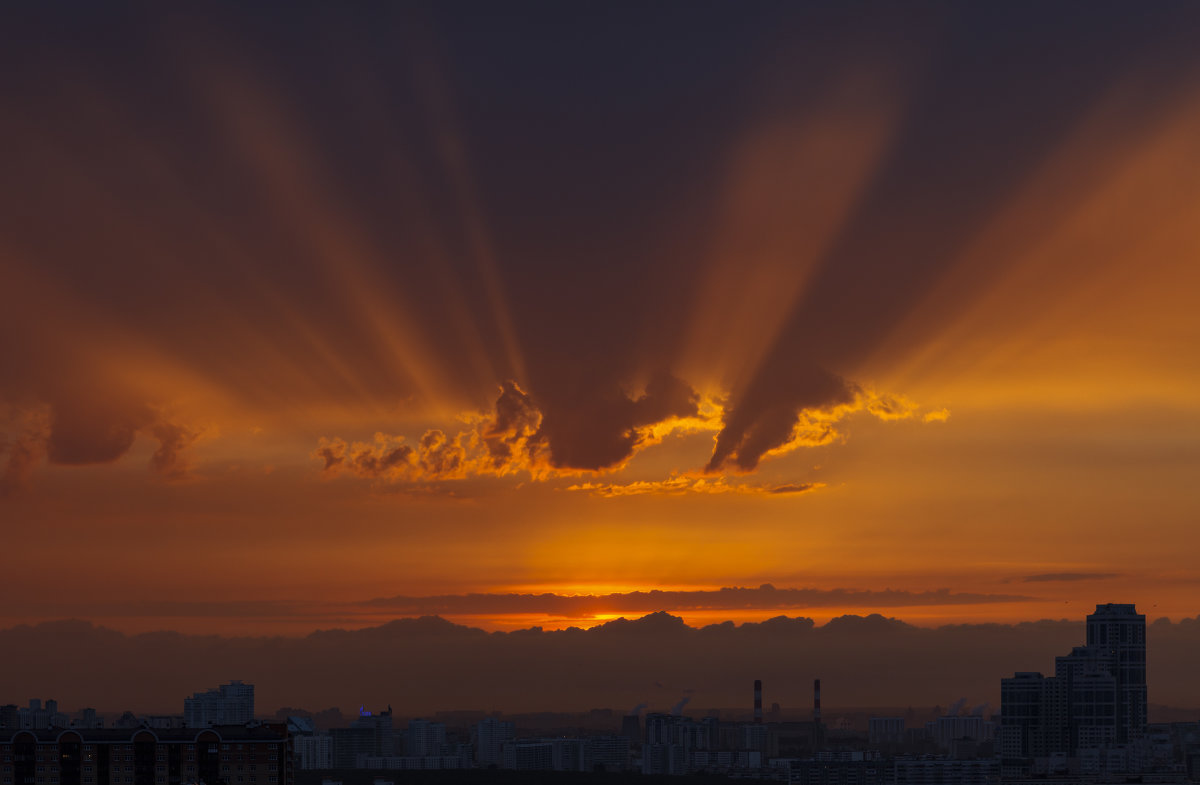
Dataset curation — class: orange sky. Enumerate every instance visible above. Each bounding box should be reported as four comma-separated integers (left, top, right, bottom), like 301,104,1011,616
2,3,1199,642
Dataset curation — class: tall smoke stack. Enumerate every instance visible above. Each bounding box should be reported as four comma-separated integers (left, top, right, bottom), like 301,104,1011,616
813,678,824,752
754,679,762,724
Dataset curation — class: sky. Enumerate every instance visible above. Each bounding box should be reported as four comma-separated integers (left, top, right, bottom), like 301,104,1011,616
2,0,1200,662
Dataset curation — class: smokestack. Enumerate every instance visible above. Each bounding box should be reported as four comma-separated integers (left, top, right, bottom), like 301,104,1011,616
754,680,762,724
813,679,821,724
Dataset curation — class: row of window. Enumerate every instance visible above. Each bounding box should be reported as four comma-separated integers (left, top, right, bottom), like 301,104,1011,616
0,776,270,785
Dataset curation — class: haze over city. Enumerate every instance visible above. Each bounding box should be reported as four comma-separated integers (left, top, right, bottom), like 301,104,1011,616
2,0,1200,723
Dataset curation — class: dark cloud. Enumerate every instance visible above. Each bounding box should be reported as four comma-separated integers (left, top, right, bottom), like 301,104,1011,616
708,368,854,472
768,483,821,495
313,440,345,471
46,396,151,466
2,612,1197,714
534,371,700,471
3,1,1200,488
701,5,1200,472
317,373,700,481
0,397,200,484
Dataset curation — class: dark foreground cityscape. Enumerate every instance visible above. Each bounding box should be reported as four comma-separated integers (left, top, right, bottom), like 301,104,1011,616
3,605,1197,785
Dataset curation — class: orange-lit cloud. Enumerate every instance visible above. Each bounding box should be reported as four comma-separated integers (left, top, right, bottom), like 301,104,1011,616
316,374,721,483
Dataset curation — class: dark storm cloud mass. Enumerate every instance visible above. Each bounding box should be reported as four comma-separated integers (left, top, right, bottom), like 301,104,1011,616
3,614,1200,713
2,2,1200,482
534,371,700,471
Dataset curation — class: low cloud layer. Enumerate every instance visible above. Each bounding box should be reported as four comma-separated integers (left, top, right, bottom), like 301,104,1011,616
315,373,709,482
3,612,1198,715
362,585,1034,617
315,381,936,487
566,479,825,498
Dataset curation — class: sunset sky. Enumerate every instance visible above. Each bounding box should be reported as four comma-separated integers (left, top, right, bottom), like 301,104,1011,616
3,3,1199,641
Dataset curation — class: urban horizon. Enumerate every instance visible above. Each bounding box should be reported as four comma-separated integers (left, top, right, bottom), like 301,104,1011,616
4,604,1198,781
4,602,1200,717
5,2,1200,782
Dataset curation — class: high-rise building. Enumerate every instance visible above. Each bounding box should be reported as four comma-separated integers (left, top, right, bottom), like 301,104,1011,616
183,681,255,727
330,706,394,767
1086,602,1148,743
405,718,445,757
474,718,514,767
293,733,334,769
1000,603,1147,776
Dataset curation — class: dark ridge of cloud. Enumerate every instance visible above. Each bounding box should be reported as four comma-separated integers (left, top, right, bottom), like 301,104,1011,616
1023,572,1122,583
361,585,1035,617
2,612,1198,715
534,370,700,471
707,366,854,472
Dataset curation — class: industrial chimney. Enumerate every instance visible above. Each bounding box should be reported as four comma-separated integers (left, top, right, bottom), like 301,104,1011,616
813,678,824,751
754,679,763,724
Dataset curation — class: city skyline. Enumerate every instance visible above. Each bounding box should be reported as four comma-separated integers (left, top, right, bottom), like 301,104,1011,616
3,602,1199,717
2,604,1194,782
3,0,1200,697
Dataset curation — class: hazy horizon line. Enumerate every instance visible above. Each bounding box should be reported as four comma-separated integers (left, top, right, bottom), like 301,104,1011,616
4,607,1195,642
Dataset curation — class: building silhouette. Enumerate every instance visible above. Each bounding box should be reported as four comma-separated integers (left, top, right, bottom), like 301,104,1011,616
330,706,393,768
1000,603,1147,776
474,718,514,767
0,725,291,785
183,681,254,728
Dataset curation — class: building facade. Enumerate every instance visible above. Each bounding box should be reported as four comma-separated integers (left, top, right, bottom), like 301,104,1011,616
1000,603,1147,776
183,682,255,729
0,725,291,785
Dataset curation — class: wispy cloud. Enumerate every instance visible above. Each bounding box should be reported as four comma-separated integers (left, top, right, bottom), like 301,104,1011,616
1022,572,1121,583
362,585,1035,617
565,478,824,498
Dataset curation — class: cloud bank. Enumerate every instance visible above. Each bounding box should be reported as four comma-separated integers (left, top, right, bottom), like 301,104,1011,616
3,612,1199,715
